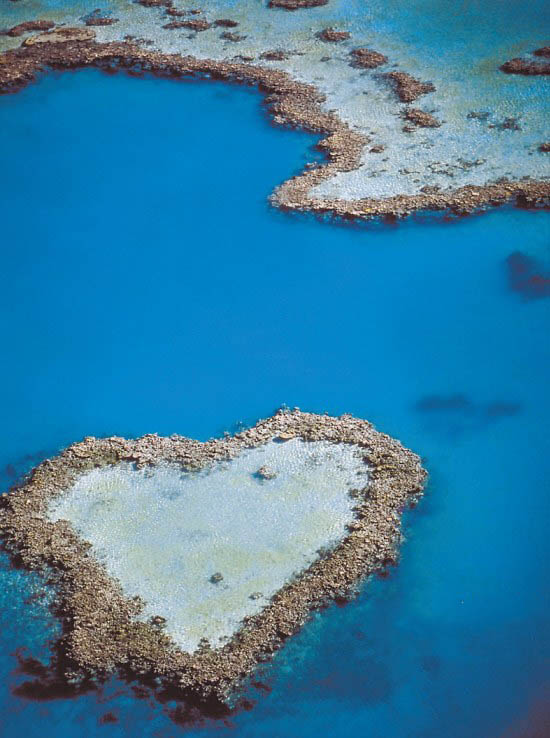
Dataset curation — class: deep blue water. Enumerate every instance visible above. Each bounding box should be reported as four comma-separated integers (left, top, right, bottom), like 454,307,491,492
0,69,549,737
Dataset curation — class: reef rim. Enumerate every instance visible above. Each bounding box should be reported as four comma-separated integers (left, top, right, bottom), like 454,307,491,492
0,409,426,701
0,37,548,221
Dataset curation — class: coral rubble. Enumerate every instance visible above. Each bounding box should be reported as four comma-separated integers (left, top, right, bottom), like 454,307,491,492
386,70,436,102
0,410,426,701
349,47,388,69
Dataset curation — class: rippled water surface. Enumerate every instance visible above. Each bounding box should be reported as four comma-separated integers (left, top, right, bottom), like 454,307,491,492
0,69,549,737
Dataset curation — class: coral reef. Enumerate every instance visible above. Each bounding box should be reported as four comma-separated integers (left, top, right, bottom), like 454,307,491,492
349,48,388,69
0,410,426,701
386,71,436,102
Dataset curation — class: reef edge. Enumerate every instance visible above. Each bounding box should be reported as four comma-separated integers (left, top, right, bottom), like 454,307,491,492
0,38,548,221
0,409,426,702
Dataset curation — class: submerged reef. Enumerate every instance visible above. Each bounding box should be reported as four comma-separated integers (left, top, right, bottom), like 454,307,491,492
1,20,55,37
319,27,350,43
500,47,550,75
269,0,329,10
386,71,436,103
0,410,426,702
403,108,442,129
214,19,240,28
505,251,550,300
20,27,96,46
163,18,212,31
500,58,550,75
349,48,388,69
136,0,173,7
84,17,119,28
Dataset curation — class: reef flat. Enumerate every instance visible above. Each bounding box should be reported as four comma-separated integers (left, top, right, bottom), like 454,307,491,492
0,0,548,221
47,440,368,654
0,410,426,701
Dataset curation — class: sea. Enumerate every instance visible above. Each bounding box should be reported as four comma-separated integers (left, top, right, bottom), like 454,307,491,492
0,58,548,738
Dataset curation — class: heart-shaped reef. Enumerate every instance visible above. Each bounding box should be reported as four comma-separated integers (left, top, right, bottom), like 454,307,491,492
0,410,426,702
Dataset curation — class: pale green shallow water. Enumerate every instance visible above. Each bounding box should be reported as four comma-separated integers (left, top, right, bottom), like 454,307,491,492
47,439,367,652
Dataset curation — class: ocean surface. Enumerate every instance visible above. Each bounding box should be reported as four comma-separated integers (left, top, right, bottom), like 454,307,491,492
0,68,549,737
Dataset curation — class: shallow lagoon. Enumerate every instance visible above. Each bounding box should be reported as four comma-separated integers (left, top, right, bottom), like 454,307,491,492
48,440,365,651
0,69,548,737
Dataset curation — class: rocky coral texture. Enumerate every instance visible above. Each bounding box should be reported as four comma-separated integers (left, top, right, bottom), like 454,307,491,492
214,19,239,28
84,17,119,27
319,28,350,42
163,19,211,31
3,20,55,37
260,49,290,60
22,27,96,46
500,56,550,75
350,48,388,69
269,0,329,9
221,31,245,42
404,108,441,128
386,71,436,102
0,410,426,701
136,0,173,7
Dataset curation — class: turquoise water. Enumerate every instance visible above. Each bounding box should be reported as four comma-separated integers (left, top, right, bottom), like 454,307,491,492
0,69,549,736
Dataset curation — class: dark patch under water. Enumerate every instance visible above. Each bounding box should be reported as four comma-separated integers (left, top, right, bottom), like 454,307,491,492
506,251,550,299
99,711,119,725
415,393,522,438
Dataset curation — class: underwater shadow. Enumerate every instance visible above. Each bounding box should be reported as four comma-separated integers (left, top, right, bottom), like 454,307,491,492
10,643,276,731
414,393,521,439
505,251,550,300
